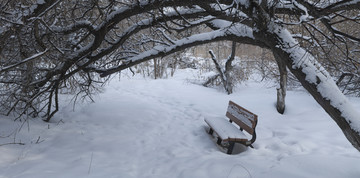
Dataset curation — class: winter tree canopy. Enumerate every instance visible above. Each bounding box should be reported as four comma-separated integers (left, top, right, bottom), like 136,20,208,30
0,0,360,151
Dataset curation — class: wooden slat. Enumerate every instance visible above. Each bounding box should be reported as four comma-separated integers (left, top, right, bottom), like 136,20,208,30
226,137,248,142
226,100,258,135
228,100,257,125
226,112,253,134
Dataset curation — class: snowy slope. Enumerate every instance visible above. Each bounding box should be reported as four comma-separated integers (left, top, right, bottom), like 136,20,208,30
1,69,360,178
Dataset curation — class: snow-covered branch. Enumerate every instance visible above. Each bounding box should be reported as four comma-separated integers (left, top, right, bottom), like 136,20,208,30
97,22,256,77
0,49,48,73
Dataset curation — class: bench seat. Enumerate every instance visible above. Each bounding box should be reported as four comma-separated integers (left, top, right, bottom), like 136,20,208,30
205,116,248,142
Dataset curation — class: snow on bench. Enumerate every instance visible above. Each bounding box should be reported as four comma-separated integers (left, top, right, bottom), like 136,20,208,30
204,100,258,154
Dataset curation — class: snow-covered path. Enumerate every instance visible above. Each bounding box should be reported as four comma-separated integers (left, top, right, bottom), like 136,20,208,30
1,69,360,178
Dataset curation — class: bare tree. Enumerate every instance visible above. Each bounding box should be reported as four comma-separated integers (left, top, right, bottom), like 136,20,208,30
204,41,237,94
1,0,360,151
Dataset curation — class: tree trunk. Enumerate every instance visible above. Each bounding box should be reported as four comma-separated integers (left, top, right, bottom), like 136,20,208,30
209,50,230,94
153,59,158,79
224,42,237,95
275,56,287,114
207,42,236,95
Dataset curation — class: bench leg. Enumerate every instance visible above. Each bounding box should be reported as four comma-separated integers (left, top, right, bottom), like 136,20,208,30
208,128,214,135
216,137,222,145
227,142,235,154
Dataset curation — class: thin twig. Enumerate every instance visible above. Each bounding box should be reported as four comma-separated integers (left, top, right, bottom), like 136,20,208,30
0,142,25,146
88,152,94,174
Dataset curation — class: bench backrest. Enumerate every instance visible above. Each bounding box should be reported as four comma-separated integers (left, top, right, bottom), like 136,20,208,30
226,100,258,135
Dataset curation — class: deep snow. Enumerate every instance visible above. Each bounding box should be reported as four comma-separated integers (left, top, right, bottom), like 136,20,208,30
1,69,360,178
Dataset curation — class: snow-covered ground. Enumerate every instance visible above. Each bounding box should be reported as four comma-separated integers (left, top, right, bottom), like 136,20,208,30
1,69,360,178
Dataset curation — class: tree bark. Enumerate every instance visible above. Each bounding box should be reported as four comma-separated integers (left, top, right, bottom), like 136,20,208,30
275,55,287,114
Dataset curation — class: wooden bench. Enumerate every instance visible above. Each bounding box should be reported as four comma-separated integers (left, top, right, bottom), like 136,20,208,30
204,100,258,154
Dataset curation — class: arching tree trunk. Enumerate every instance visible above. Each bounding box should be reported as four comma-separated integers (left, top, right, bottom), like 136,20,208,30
260,26,360,151
283,53,360,150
